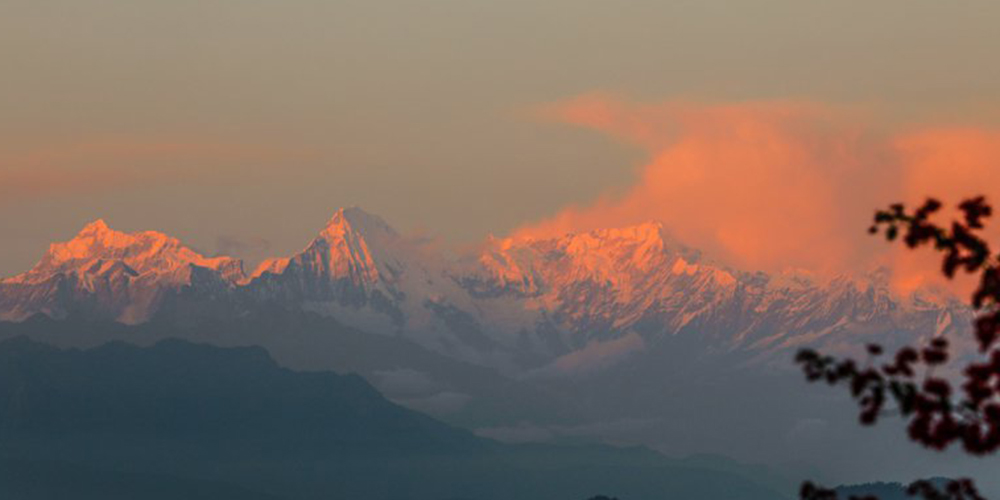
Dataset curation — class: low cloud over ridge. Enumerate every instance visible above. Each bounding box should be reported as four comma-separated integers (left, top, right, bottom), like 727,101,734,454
514,94,1000,292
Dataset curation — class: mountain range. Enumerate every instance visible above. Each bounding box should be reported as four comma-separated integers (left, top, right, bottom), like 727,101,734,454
0,208,989,493
0,207,971,374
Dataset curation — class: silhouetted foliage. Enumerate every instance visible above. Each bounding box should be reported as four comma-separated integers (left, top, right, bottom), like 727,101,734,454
802,480,984,500
797,197,1000,500
834,480,955,500
801,481,876,500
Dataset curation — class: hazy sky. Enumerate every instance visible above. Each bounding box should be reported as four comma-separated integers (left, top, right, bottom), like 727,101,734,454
3,0,1000,277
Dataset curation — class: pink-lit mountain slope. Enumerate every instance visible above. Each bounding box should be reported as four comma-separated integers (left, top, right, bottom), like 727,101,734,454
0,209,971,372
0,220,244,323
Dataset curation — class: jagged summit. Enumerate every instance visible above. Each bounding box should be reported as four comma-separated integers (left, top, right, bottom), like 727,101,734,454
246,207,407,292
0,220,246,323
477,220,694,291
4,219,245,286
80,218,111,234
298,212,382,287
304,207,403,284
49,218,164,267
500,220,701,265
507,220,665,245
322,207,399,239
551,221,668,268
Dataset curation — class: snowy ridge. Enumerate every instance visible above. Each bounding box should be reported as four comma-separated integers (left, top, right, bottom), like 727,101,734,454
463,223,915,352
0,208,973,372
0,220,245,323
6,220,244,286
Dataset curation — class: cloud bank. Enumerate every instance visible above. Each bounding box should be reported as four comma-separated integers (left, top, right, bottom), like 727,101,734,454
515,94,1000,291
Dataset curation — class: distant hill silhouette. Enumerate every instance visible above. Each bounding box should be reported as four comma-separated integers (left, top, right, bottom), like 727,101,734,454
0,336,786,500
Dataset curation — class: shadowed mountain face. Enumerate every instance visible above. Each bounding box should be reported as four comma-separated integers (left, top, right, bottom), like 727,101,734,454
0,337,478,455
0,337,785,500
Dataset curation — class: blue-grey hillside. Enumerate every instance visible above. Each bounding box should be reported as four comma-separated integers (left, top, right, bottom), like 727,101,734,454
0,337,785,500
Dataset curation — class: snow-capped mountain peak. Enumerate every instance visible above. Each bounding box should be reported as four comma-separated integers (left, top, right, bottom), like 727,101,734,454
322,207,399,240
0,220,245,323
0,209,972,373
556,221,668,273
274,207,406,290
5,220,244,286
472,220,687,296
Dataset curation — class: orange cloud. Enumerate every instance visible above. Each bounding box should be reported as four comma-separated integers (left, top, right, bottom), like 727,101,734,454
898,128,1000,206
889,128,1000,295
517,95,1000,289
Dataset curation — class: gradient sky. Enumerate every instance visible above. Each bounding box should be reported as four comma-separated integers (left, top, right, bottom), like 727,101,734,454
3,0,1000,277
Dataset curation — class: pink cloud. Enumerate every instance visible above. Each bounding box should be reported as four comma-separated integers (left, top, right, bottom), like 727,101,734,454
516,94,1000,292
